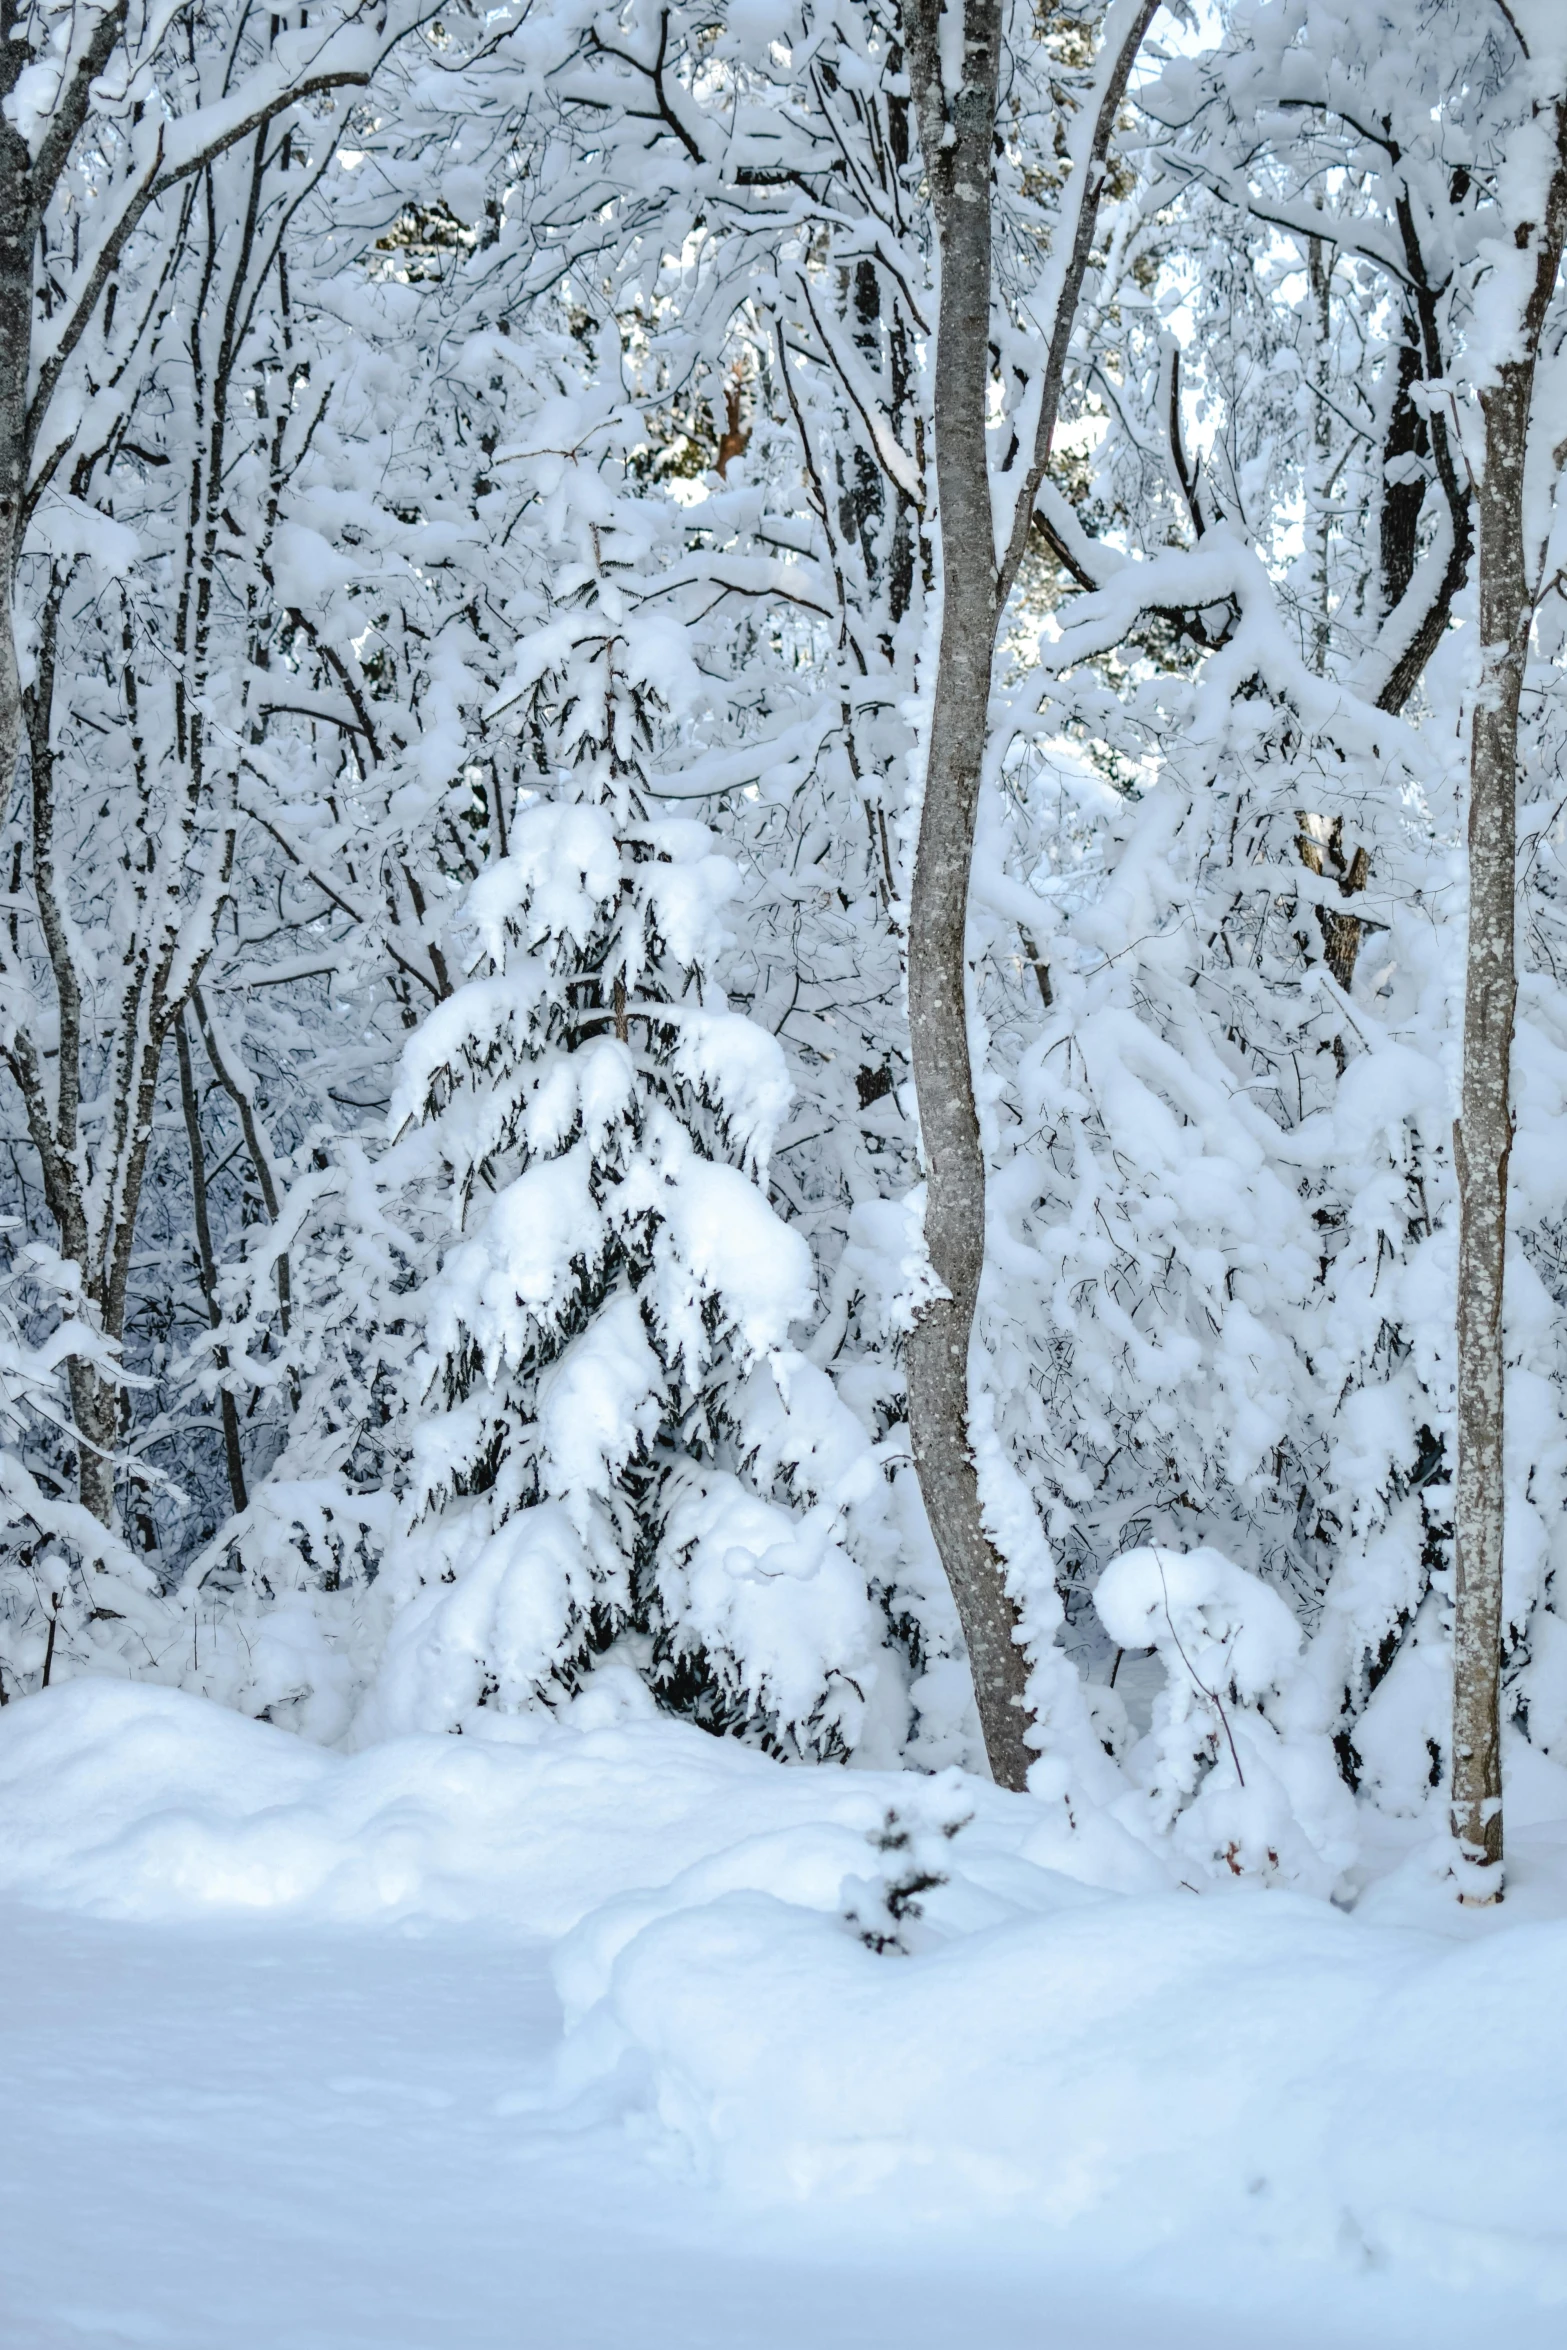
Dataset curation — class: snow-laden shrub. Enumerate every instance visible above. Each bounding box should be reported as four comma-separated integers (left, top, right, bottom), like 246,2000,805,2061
0,1237,167,1702
970,645,1472,1782
1094,1546,1357,1895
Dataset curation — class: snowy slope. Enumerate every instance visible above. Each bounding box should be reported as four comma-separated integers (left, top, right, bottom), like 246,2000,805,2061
2,1679,1565,2346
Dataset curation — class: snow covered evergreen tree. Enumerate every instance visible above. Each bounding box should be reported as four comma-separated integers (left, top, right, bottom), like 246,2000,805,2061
353,364,896,1756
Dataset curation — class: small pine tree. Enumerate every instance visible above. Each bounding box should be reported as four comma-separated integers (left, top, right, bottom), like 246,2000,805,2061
355,369,890,1756
842,1774,974,1953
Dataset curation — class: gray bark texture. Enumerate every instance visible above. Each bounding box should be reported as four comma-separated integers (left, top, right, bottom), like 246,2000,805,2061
1451,106,1567,1900
904,0,1031,1790
902,0,1154,1789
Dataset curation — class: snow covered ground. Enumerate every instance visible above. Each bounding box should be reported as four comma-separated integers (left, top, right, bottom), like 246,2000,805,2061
3,1680,1565,2348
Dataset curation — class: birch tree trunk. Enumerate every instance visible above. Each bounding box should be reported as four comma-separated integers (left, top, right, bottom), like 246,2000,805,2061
1451,107,1567,1902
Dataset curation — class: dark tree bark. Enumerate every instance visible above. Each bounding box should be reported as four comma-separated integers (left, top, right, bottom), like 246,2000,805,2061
902,0,1155,1788
1451,105,1567,1902
1278,149,1472,719
176,1016,249,1516
1379,309,1428,616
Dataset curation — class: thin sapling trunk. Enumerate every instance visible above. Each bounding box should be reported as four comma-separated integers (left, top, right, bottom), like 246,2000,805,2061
1451,105,1567,1902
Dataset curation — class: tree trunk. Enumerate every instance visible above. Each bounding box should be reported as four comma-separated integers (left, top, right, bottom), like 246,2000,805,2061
1451,112,1567,1902
176,1015,249,1516
1452,388,1524,1900
902,0,1153,1789
65,1361,120,1529
904,0,1033,1790
0,101,31,915
1307,229,1333,676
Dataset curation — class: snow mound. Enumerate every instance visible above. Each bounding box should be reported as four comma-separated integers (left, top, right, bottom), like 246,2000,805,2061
0,1676,1153,1930
557,1879,1567,2293
3,1679,1566,2303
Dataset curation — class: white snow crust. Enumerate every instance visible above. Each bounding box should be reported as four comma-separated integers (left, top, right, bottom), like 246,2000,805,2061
2,1679,1566,2345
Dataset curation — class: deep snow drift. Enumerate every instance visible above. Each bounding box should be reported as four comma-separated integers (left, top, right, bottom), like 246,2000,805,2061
2,1678,1565,2347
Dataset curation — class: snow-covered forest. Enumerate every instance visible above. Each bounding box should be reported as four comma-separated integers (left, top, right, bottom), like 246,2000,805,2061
3,1,1567,2339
